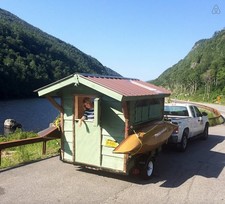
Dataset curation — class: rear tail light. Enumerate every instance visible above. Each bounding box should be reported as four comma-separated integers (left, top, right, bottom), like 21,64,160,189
173,126,179,134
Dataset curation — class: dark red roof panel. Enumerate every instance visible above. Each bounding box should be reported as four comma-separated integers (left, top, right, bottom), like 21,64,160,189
81,75,170,97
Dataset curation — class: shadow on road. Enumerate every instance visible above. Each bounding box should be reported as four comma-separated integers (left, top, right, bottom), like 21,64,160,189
152,134,225,187
78,134,225,187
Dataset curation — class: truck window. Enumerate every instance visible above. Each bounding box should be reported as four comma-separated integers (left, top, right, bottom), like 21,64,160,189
189,106,196,117
164,106,188,116
193,106,202,117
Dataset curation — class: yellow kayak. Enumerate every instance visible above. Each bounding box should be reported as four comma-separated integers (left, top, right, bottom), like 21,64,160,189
113,121,177,155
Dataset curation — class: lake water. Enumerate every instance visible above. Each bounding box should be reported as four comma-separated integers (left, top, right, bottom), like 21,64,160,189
0,98,60,135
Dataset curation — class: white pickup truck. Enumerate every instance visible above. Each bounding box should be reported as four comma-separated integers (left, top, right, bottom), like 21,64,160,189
164,103,209,151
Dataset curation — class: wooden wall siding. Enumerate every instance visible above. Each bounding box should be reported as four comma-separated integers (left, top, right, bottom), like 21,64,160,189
149,104,162,119
62,96,74,162
142,106,149,121
130,100,163,125
100,98,125,171
135,106,142,123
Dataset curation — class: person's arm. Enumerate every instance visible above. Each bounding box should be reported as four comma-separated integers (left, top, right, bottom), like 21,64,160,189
78,115,86,127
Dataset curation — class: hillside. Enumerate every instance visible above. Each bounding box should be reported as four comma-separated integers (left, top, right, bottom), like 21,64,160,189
0,9,120,99
152,29,225,103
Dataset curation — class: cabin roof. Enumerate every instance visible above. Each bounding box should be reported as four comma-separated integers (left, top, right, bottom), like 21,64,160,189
36,73,170,101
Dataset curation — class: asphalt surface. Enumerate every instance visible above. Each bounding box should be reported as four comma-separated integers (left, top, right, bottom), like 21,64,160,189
0,124,225,204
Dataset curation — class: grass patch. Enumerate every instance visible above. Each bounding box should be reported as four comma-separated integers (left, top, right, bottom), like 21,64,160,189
0,130,60,169
0,129,37,142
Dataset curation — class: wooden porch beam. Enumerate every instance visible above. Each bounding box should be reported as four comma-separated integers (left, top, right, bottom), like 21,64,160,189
46,96,64,113
122,101,129,138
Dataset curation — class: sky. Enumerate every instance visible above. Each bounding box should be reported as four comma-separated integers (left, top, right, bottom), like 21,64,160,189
0,0,225,81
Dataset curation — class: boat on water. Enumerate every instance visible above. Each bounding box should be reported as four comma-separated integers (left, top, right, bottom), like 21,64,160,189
113,121,177,155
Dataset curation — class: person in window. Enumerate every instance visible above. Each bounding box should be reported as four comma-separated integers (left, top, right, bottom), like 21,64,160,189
79,97,94,127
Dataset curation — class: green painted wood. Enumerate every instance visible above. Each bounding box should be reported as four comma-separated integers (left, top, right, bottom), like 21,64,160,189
142,105,149,121
94,98,100,127
75,120,101,166
63,96,74,118
64,121,73,132
101,155,125,171
63,141,73,161
149,104,162,119
100,99,125,171
62,96,74,162
135,106,142,123
101,101,125,137
37,76,76,96
63,131,73,142
101,146,124,159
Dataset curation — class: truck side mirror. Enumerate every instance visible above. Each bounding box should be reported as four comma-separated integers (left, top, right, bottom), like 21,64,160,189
202,112,208,116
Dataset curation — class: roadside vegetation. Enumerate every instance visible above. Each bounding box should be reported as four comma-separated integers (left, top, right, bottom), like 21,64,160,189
198,107,224,126
0,129,60,169
152,29,225,105
0,8,119,99
171,93,225,106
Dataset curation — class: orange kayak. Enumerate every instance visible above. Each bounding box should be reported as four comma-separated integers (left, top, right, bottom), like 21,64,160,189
113,121,177,155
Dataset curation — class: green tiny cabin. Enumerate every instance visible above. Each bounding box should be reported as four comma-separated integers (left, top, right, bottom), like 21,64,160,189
36,73,170,175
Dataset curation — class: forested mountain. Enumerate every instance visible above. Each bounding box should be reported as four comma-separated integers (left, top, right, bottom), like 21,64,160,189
0,8,120,99
152,28,225,102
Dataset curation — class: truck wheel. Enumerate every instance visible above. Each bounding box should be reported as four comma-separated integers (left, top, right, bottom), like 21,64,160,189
201,124,209,140
177,132,188,152
141,158,154,180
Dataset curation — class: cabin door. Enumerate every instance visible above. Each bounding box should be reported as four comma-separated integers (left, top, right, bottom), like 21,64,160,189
74,96,101,166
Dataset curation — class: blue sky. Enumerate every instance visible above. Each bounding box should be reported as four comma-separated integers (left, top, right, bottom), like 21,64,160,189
1,0,225,81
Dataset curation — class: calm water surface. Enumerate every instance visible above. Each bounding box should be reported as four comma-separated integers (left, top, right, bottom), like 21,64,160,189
0,98,60,135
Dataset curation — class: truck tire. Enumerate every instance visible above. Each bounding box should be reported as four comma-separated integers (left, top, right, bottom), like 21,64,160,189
201,124,209,140
177,131,188,152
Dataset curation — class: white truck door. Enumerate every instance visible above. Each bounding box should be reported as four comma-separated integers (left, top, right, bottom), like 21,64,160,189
193,106,205,134
189,106,200,137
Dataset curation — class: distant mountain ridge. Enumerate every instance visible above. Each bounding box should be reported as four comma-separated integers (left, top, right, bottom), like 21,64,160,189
0,8,121,99
152,28,225,102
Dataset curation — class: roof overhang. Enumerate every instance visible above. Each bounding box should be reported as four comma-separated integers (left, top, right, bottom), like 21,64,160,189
35,73,170,102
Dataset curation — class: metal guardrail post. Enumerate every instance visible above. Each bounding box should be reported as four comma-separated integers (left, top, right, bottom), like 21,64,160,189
42,141,46,155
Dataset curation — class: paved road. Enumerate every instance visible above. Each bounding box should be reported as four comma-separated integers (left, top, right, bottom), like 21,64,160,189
1,124,225,204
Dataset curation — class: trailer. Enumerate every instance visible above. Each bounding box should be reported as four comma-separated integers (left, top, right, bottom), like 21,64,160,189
36,73,175,179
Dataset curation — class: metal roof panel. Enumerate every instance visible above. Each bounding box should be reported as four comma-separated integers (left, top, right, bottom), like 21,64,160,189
80,74,170,97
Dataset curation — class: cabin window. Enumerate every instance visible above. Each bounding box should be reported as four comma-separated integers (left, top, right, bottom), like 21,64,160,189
134,99,163,123
75,95,100,126
75,95,95,120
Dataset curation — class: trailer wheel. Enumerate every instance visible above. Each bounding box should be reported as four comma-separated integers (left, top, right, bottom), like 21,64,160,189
141,158,154,180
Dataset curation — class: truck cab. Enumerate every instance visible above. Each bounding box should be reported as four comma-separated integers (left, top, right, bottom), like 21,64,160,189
164,103,209,151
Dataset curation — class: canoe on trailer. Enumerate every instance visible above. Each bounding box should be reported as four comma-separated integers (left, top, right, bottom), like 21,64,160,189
113,121,177,155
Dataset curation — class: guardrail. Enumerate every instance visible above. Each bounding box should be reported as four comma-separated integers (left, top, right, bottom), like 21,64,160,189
193,103,225,125
171,99,225,125
0,126,61,166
